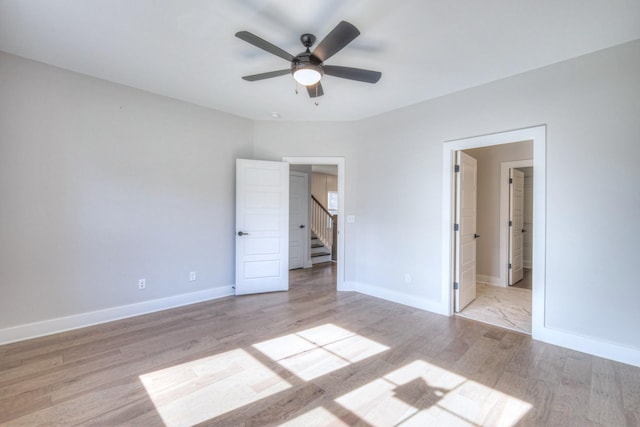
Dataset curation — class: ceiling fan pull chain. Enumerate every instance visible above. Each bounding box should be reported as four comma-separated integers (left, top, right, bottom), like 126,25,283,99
315,85,319,106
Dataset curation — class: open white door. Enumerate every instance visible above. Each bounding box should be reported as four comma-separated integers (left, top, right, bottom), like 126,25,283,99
289,171,308,270
235,159,289,295
509,168,525,285
454,151,478,312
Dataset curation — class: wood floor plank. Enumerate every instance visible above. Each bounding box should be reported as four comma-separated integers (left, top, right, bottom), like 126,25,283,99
548,352,595,426
588,357,627,426
1,263,639,426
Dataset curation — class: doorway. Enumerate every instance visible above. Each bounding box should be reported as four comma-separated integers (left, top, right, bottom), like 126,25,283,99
235,157,345,296
452,144,534,333
284,157,346,291
288,165,339,269
441,126,546,338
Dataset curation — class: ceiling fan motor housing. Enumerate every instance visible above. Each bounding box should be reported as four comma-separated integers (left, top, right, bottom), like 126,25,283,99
291,50,324,79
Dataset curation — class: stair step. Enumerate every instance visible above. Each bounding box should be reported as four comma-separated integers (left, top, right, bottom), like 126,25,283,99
311,252,331,258
311,244,324,248
311,253,332,265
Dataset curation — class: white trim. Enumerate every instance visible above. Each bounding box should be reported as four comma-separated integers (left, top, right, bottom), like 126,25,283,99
355,282,447,315
441,126,547,340
476,275,501,286
342,281,357,292
0,286,234,345
536,327,640,368
500,159,533,288
283,157,346,291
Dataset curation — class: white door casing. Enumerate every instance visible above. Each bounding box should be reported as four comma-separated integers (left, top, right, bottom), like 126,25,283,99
454,151,478,312
235,159,289,295
442,126,545,338
289,171,308,270
509,168,525,285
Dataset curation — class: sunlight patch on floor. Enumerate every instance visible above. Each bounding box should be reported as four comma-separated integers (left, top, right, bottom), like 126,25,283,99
139,348,291,427
335,359,532,426
253,323,389,381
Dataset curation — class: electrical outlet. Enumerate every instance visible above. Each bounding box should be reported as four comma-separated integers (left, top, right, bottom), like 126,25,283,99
189,271,196,281
138,278,146,289
404,273,412,284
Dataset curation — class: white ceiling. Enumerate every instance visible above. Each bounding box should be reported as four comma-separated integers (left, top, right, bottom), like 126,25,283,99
1,0,639,122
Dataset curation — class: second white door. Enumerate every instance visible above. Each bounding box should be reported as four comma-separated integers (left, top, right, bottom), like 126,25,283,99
454,151,478,312
509,168,525,285
289,171,309,270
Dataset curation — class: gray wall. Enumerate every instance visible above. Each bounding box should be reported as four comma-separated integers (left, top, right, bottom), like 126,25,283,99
0,52,253,328
2,38,639,354
254,40,640,350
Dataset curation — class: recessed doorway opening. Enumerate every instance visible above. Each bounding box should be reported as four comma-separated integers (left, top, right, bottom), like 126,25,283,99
441,126,546,338
284,157,346,292
453,144,534,334
288,164,339,288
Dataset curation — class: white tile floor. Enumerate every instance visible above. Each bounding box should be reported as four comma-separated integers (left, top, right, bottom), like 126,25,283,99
456,283,532,334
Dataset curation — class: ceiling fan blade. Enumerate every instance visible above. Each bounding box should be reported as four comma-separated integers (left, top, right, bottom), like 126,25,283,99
312,21,360,62
242,69,291,81
306,82,324,98
323,65,382,83
235,31,295,62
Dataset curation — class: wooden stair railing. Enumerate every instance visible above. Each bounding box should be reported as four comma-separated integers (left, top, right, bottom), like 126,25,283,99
311,195,334,251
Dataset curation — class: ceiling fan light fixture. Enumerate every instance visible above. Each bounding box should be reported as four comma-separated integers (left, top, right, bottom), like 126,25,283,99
237,21,381,97
293,66,322,86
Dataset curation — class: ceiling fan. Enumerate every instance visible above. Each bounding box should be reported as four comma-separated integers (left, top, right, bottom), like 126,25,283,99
235,21,382,98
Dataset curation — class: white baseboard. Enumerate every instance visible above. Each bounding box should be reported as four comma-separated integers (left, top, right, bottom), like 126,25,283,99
354,282,447,316
340,281,357,292
476,275,503,287
354,283,640,368
533,325,640,368
5,282,637,369
0,286,234,346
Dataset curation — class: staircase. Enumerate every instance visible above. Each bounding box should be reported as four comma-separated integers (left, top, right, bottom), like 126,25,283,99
311,232,332,264
310,195,334,265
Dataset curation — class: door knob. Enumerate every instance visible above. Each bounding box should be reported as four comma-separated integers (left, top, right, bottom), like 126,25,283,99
237,231,249,236
299,225,305,229
474,233,481,239
522,229,527,233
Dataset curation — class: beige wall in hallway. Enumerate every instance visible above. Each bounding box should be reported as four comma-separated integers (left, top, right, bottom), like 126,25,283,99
311,173,337,209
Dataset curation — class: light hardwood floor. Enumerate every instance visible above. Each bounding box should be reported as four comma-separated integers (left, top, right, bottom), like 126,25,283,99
1,264,639,426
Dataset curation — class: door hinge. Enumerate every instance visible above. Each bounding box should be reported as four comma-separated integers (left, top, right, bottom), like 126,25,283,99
508,263,512,269
454,282,459,290
509,220,512,226
454,223,459,232
509,178,513,184
454,165,460,173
